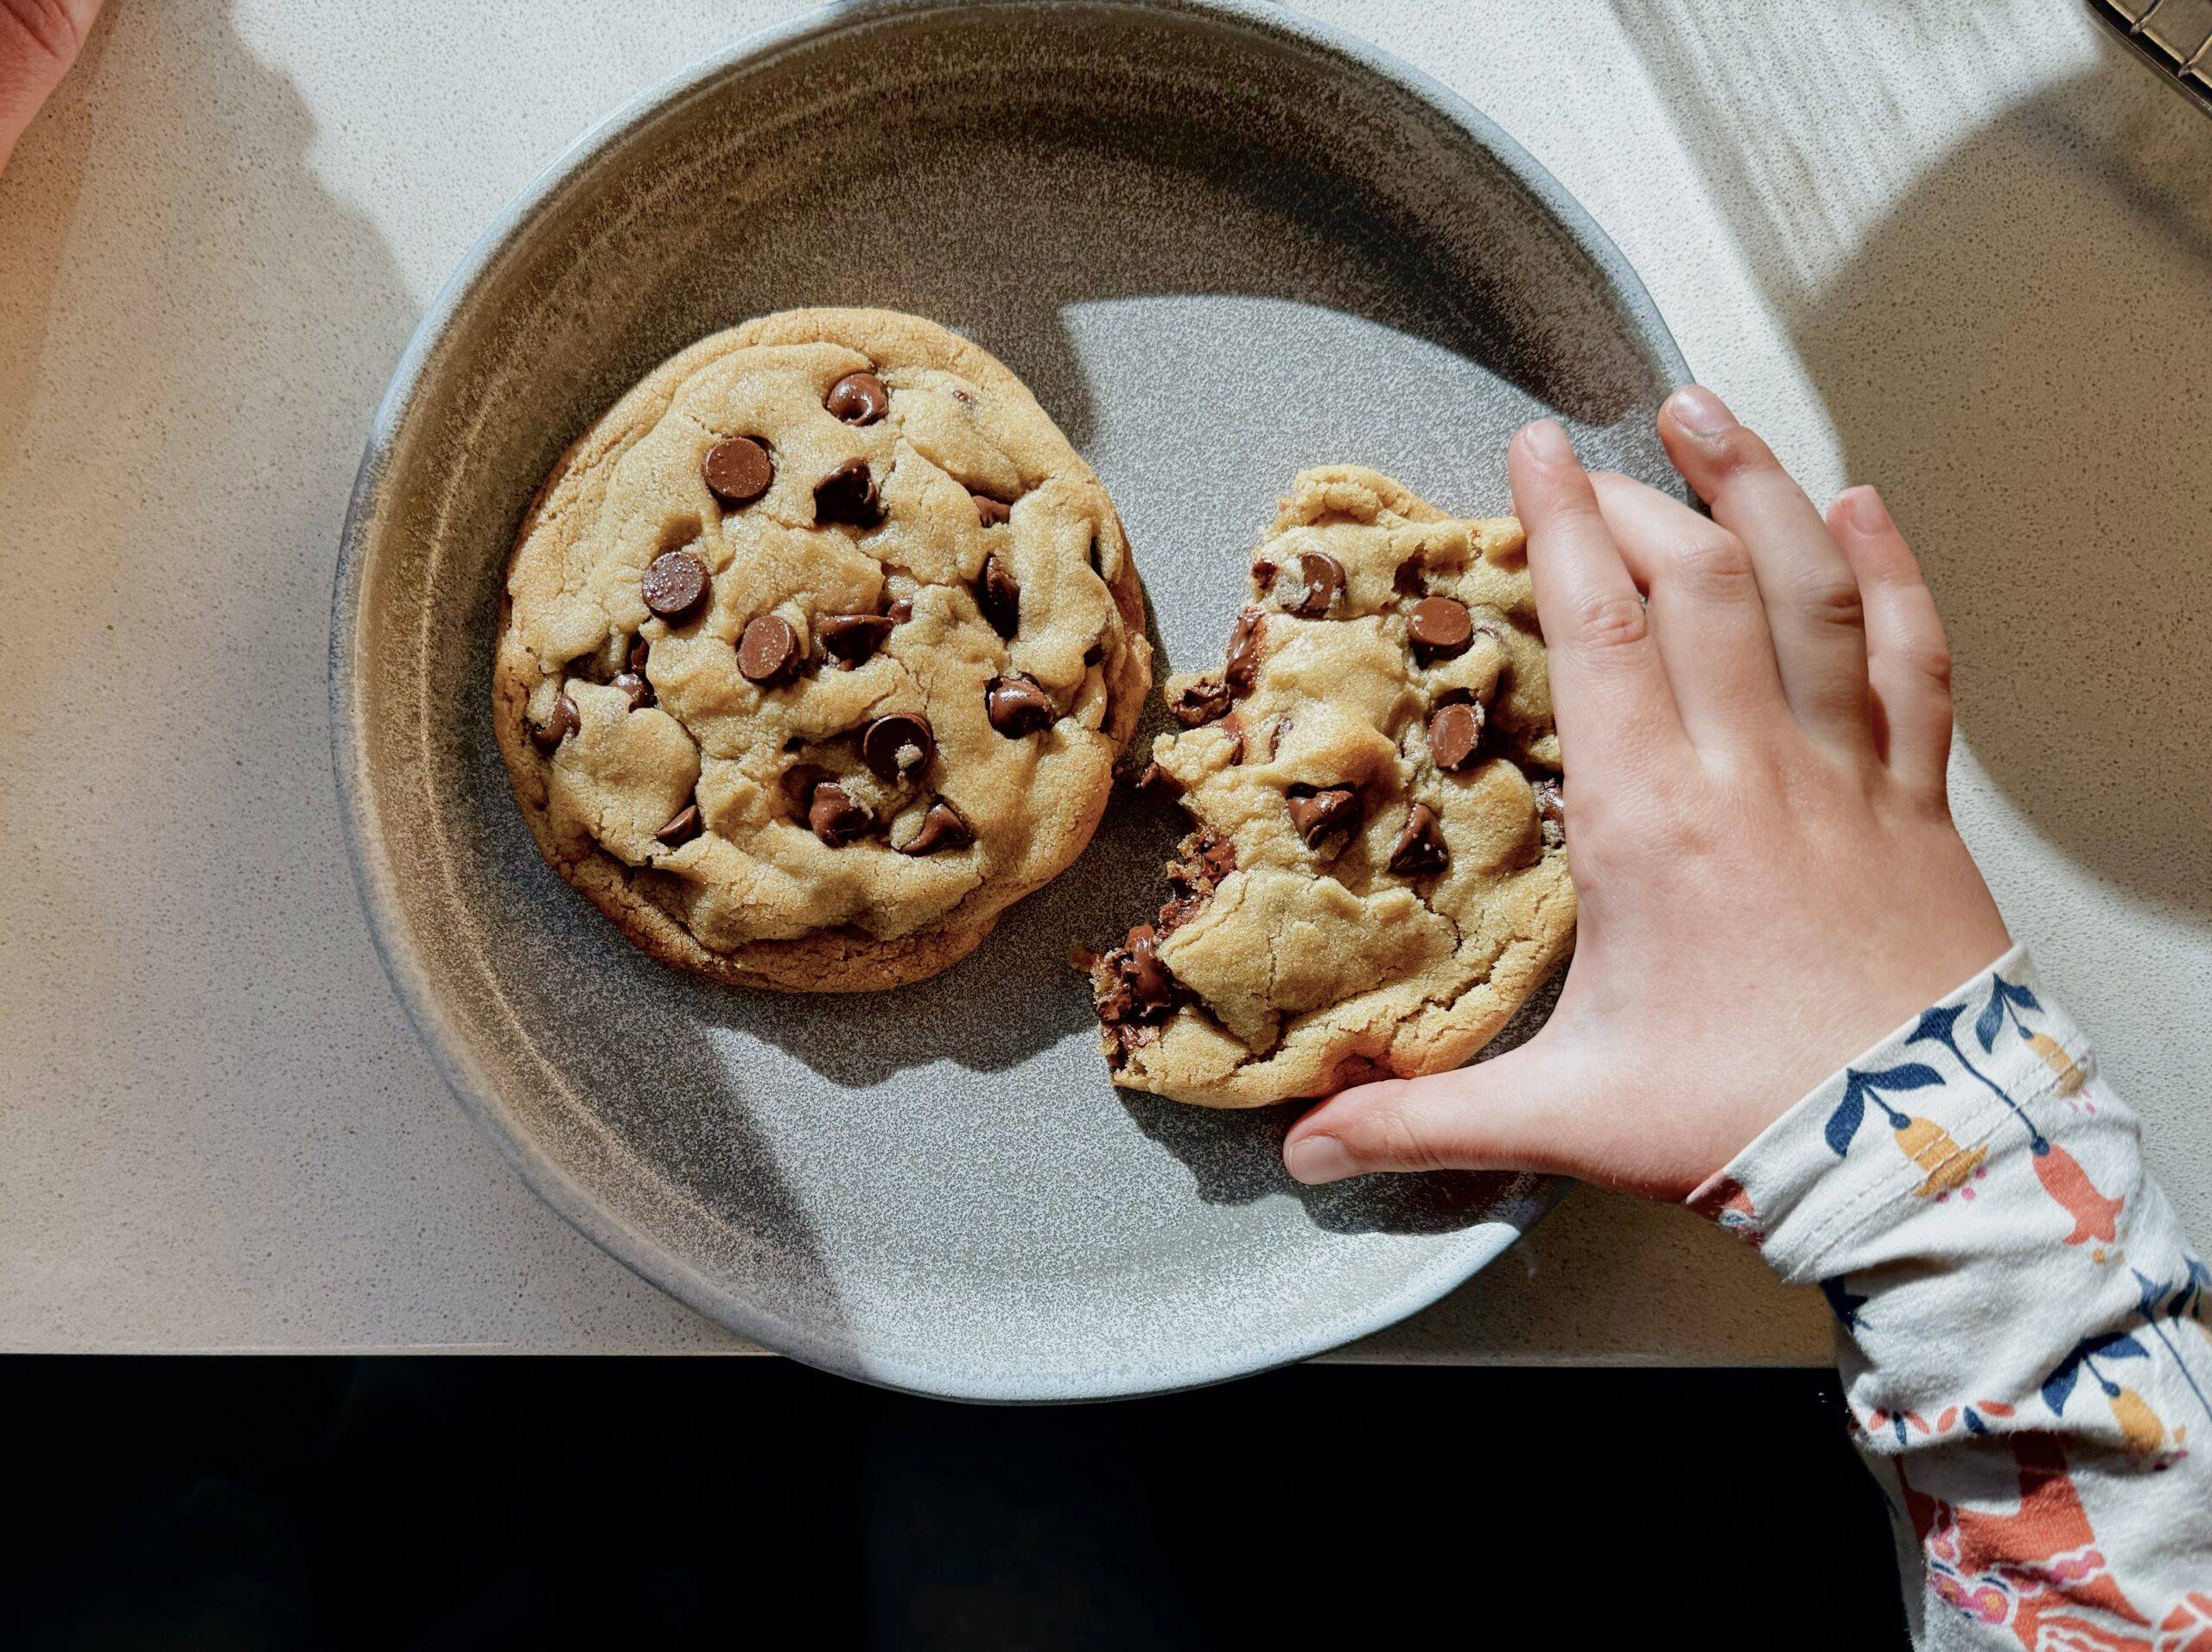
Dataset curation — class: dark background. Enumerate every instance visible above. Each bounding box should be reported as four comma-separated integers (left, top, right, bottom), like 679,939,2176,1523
3,1359,1906,1649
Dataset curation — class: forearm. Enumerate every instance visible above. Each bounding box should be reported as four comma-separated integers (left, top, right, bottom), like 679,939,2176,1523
1692,948,2212,1648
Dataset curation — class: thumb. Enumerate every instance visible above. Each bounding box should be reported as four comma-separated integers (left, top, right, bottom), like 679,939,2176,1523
1281,1049,1588,1185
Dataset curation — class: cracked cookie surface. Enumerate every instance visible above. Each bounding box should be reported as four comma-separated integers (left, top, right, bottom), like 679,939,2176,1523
1085,467,1573,1107
494,308,1151,992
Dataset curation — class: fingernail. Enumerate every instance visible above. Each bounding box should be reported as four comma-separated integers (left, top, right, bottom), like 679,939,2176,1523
1284,1134,1360,1185
1518,419,1574,465
1667,384,1734,437
1843,486,1893,534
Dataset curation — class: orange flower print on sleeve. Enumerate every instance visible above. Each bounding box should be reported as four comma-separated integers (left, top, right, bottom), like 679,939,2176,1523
1686,1175,1764,1248
1903,1433,2152,1648
1906,997,2128,1252
2043,1309,2209,1466
1716,957,2210,1647
2028,1032,2088,1098
2102,1267,2212,1461
1823,1061,1992,1203
2158,1592,2212,1650
1895,1115,1990,1200
2036,1142,2127,1249
1980,977,2088,1098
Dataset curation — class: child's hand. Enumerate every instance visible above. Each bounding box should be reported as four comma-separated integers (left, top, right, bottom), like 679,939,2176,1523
0,1,101,178
1283,388,2011,1198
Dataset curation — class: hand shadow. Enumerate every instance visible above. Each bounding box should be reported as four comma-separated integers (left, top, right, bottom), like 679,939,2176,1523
1793,56,2212,922
1608,3,2212,922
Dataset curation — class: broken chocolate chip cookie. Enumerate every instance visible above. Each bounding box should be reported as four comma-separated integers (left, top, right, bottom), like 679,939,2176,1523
1084,466,1573,1107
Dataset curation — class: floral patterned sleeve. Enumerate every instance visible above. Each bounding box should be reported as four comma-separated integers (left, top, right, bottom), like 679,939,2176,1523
1689,945,2212,1649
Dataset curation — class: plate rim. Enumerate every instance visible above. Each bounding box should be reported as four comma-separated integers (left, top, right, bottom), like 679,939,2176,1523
328,0,1687,1401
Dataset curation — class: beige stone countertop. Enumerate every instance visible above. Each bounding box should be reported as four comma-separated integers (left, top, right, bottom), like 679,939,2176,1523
3,0,2206,1363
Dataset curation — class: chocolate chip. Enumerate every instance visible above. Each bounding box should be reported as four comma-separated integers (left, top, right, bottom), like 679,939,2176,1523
628,634,650,673
897,800,971,855
974,493,1011,527
825,371,889,425
1090,969,1132,1026
1218,713,1246,765
817,612,895,665
977,554,1020,637
1137,761,1185,802
1409,594,1474,659
1533,778,1567,848
531,692,578,753
654,803,702,847
1287,551,1345,618
1154,893,1204,937
641,549,709,620
1167,677,1232,728
1106,1022,1159,1065
1096,924,1177,1025
814,458,881,525
1261,714,1289,761
702,436,773,505
1388,803,1449,876
1124,928,1175,1010
1286,785,1361,847
887,596,914,624
808,782,872,847
1224,607,1264,694
738,614,805,684
986,673,1054,737
861,712,934,782
1427,701,1484,771
1192,830,1237,883
612,670,654,711
782,764,831,814
1157,829,1236,934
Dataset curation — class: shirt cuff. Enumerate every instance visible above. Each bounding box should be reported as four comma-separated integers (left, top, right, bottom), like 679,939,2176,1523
1684,944,2097,1281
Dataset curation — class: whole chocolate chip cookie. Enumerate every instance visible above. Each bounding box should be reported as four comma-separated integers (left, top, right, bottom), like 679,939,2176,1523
494,308,1151,992
1084,467,1572,1107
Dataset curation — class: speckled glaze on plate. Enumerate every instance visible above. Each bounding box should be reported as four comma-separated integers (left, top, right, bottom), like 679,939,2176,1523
330,0,1688,1401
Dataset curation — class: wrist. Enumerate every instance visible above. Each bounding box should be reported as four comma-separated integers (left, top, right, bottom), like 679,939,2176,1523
1688,944,2101,1274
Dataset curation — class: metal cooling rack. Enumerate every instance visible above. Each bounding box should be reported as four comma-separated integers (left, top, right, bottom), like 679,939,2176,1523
2088,0,2212,114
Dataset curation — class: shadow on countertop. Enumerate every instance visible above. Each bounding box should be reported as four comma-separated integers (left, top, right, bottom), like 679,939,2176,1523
1613,10,2212,922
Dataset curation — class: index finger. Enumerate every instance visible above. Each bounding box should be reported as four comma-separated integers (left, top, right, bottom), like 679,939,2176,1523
1508,421,1688,774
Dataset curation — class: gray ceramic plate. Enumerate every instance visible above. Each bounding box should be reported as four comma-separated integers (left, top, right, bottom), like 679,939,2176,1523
330,0,1687,1401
